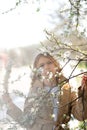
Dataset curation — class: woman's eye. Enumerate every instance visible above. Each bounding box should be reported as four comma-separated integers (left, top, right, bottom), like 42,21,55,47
47,61,52,65
38,61,53,68
39,64,44,68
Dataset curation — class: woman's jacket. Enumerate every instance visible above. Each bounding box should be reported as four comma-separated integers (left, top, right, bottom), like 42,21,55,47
7,78,87,130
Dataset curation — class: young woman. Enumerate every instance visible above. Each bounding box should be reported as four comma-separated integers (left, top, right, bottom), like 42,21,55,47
3,52,87,130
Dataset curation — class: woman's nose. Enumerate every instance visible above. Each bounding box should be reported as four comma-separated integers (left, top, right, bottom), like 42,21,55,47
44,63,50,70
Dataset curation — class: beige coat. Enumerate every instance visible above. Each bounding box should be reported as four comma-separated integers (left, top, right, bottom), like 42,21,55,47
7,81,87,130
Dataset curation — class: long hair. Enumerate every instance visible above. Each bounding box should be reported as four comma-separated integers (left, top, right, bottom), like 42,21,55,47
31,52,67,88
34,52,61,71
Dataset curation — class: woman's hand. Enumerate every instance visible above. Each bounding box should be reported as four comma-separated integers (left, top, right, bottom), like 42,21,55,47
81,74,87,91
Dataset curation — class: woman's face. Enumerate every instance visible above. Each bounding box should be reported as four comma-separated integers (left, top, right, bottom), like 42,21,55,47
36,56,57,86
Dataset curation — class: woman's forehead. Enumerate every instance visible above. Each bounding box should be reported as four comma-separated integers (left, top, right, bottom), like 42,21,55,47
37,56,51,64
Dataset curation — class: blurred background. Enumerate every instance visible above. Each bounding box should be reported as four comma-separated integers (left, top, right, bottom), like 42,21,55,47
0,0,87,129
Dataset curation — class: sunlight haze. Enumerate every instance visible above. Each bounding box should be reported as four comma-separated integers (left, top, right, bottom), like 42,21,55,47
0,0,65,49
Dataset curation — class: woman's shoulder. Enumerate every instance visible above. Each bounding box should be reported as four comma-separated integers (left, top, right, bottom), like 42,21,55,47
28,80,44,96
61,83,71,95
61,83,77,98
62,83,71,90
